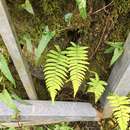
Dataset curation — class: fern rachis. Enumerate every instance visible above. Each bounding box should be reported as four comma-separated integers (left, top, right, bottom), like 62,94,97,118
44,46,68,102
66,42,89,97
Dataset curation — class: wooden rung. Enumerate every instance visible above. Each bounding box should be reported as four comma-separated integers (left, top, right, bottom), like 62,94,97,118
0,100,100,127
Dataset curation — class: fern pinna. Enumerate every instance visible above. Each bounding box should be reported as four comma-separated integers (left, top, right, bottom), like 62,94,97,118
66,42,89,97
44,45,68,102
87,72,107,103
108,94,130,130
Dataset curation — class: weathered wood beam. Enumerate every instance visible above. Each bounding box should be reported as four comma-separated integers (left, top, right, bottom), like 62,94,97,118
0,0,37,99
0,100,100,127
0,121,62,128
101,33,130,117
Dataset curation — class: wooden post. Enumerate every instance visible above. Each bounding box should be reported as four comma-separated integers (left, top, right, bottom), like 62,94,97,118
101,33,130,117
0,0,37,100
0,100,99,127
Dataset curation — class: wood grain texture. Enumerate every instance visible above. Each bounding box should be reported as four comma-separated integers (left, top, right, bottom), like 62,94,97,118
0,100,99,127
0,0,37,99
101,33,130,117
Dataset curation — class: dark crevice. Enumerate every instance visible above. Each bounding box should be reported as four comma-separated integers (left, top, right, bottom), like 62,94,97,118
67,29,82,43
104,0,112,5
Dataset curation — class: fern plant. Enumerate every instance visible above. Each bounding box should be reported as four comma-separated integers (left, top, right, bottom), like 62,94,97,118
108,94,130,130
87,72,107,103
44,45,68,102
66,42,89,97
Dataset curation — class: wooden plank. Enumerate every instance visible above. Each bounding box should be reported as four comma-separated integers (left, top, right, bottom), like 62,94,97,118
0,0,37,99
101,33,130,117
0,100,100,127
0,121,62,128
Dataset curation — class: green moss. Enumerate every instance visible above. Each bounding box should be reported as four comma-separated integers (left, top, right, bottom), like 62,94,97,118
113,0,130,14
5,0,130,100
109,0,130,26
109,13,130,41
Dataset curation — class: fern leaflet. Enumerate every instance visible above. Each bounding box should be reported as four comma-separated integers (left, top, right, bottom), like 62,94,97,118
108,94,130,130
66,42,89,97
87,72,107,103
44,45,68,102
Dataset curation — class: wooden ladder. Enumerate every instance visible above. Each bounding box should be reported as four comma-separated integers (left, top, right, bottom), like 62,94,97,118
0,0,130,127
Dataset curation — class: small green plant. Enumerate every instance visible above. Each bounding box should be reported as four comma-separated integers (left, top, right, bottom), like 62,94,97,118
25,123,73,130
0,89,19,115
66,42,89,97
22,26,55,65
48,123,73,130
87,72,107,103
105,41,124,66
35,26,55,65
52,123,73,130
21,0,34,15
75,0,87,19
0,53,16,86
64,13,73,25
0,54,19,119
44,45,68,102
108,94,130,130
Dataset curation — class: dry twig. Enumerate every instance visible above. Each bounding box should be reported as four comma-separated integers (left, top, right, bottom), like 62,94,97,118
90,16,112,59
91,1,113,15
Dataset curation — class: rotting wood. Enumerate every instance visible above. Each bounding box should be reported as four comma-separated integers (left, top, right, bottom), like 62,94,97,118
0,100,100,127
0,0,37,100
101,33,130,117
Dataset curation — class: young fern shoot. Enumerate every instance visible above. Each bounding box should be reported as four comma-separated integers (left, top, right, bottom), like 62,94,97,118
108,94,130,130
87,72,107,103
66,42,89,97
44,45,68,102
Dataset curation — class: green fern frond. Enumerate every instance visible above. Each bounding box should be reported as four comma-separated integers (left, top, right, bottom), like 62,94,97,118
66,42,89,97
108,94,130,130
44,45,68,102
87,72,107,103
